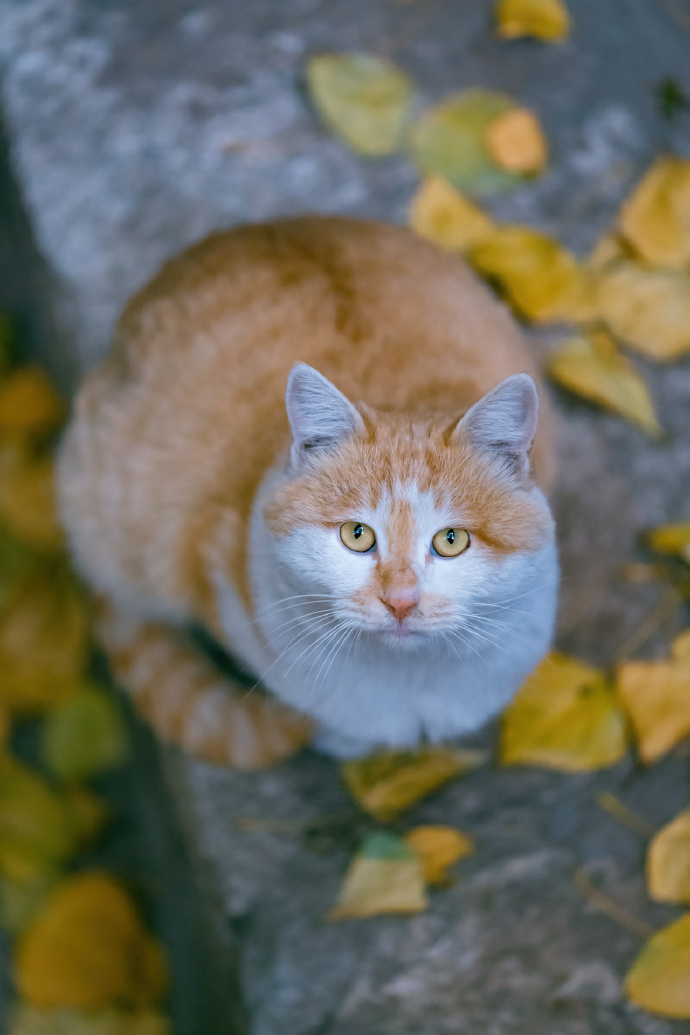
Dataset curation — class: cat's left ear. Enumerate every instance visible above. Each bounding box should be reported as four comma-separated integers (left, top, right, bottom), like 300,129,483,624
454,374,539,480
286,363,365,468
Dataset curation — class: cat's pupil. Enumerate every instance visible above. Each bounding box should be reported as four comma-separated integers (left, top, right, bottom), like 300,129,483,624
354,524,363,539
447,529,455,545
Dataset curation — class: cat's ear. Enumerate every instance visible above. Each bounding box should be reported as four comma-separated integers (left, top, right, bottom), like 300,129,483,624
454,374,539,479
286,363,365,468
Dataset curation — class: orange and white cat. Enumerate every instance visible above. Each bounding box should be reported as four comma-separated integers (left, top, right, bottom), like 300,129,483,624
58,217,558,767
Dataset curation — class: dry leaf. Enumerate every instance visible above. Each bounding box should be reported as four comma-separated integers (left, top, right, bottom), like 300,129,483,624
544,331,662,438
409,90,523,196
596,261,690,361
16,871,168,1009
500,652,629,771
0,565,91,714
617,647,690,764
469,225,584,321
647,523,690,563
404,825,474,884
8,1005,171,1035
486,108,548,174
342,745,486,821
647,810,690,904
0,755,78,882
495,0,570,40
0,453,64,550
625,914,690,1019
587,231,631,271
306,53,413,155
0,872,60,936
0,367,64,440
42,684,128,783
408,177,496,252
671,629,690,660
619,156,690,268
326,832,427,920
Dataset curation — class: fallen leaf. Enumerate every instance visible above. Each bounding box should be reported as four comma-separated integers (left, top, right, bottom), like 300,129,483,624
469,225,584,321
544,331,662,438
342,745,487,821
306,53,413,155
64,787,110,848
495,0,570,40
0,453,65,550
42,684,128,783
8,1005,171,1035
404,825,474,884
0,872,60,936
16,871,168,1009
587,231,631,271
0,367,64,440
596,261,690,361
0,527,37,608
625,914,690,1019
326,832,427,920
500,652,629,771
619,156,690,268
647,810,690,904
486,108,548,174
671,629,690,660
647,523,690,564
617,647,690,764
0,755,78,882
0,565,91,714
409,89,523,195
408,176,496,252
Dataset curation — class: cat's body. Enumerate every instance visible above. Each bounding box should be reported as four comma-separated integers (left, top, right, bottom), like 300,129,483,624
58,217,558,766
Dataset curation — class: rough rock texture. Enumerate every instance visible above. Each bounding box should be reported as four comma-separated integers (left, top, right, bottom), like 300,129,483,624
1,1,690,1032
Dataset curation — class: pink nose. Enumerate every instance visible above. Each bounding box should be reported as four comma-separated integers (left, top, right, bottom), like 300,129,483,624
381,594,419,621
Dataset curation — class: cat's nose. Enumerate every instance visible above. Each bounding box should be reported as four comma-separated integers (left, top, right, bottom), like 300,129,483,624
381,594,419,621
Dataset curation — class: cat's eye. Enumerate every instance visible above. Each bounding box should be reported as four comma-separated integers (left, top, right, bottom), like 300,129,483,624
432,527,470,558
340,521,376,553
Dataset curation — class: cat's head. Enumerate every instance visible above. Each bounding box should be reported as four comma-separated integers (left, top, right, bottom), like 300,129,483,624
260,364,555,649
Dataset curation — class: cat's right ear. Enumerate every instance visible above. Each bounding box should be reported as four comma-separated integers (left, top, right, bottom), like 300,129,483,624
286,364,365,469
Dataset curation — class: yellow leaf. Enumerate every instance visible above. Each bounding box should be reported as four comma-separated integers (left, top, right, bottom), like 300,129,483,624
500,652,629,771
404,825,474,884
486,108,548,174
342,745,487,822
408,177,496,252
16,872,168,1010
306,53,413,155
671,629,690,660
0,565,91,714
0,755,78,882
0,871,60,936
617,655,690,764
408,90,523,196
0,453,64,550
0,367,64,440
587,231,631,271
647,810,690,904
595,261,690,361
8,1005,171,1035
619,156,690,268
495,0,571,40
544,331,662,438
326,832,427,920
64,787,110,848
42,684,128,782
625,914,690,1019
647,523,690,564
469,225,584,321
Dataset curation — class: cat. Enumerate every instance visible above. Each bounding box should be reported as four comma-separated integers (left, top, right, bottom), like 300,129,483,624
57,216,558,767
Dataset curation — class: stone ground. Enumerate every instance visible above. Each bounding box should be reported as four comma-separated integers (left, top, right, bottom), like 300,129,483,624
1,0,690,1031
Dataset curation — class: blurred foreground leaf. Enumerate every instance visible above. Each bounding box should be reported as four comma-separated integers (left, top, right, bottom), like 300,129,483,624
596,262,690,361
306,53,413,155
342,745,486,821
0,756,78,882
409,177,496,252
619,156,690,268
485,108,548,174
0,367,63,440
326,832,427,920
625,914,690,1019
9,1005,171,1035
42,685,128,783
544,331,662,438
500,652,629,771
16,871,168,1009
647,523,690,564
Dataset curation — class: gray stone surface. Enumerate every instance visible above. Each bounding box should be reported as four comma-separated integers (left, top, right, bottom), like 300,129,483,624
2,0,690,1032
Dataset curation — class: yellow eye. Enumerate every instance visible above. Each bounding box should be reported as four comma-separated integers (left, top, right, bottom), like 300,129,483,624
340,521,376,553
432,527,470,558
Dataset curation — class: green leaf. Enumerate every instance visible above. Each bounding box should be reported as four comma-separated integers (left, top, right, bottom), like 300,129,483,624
41,684,128,782
306,53,413,155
